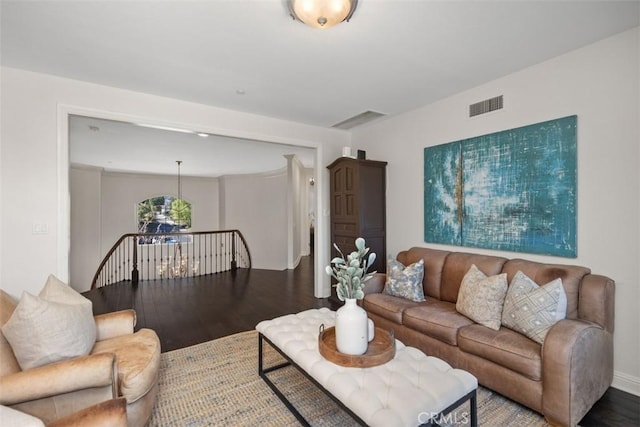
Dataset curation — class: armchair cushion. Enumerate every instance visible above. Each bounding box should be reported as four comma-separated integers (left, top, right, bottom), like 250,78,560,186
2,291,96,370
91,328,161,404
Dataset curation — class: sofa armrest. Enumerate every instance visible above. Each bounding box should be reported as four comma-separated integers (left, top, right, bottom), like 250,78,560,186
363,273,386,295
94,309,136,340
542,319,613,427
0,353,117,405
578,274,615,334
47,397,127,427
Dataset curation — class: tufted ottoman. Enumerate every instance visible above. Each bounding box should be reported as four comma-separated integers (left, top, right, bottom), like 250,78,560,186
256,308,477,427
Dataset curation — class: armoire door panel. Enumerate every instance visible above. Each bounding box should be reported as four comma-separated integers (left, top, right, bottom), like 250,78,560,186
333,222,357,233
328,157,387,274
345,166,355,191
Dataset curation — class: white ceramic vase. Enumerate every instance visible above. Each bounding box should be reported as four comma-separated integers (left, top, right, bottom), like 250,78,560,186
335,298,368,355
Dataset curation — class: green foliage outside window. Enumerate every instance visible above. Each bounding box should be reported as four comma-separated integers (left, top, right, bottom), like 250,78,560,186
171,198,192,228
137,199,156,232
136,196,192,232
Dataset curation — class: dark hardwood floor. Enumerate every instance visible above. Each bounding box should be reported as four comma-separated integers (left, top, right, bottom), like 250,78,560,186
83,256,639,427
84,255,337,351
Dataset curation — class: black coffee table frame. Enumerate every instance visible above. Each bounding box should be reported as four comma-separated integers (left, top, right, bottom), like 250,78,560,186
258,333,477,427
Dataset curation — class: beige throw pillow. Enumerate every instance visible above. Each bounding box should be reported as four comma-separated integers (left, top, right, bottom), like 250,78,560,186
501,271,567,344
456,264,508,330
1,275,96,370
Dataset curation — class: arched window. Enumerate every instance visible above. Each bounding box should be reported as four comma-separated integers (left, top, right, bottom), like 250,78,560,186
137,195,192,239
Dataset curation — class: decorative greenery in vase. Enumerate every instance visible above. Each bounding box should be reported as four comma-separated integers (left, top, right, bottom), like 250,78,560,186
325,237,376,301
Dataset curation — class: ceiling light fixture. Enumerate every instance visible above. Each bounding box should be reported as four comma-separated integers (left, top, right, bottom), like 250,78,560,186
176,160,183,202
287,0,358,29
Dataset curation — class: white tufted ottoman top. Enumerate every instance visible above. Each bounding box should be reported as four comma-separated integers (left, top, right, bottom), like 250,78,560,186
256,308,477,427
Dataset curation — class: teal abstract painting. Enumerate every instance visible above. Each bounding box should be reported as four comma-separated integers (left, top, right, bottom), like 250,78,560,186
424,115,577,257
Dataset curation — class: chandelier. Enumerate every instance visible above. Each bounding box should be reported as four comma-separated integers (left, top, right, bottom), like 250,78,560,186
156,160,199,279
287,0,358,29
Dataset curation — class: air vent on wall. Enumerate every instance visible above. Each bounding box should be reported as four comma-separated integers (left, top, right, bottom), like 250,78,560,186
332,110,386,130
469,95,503,117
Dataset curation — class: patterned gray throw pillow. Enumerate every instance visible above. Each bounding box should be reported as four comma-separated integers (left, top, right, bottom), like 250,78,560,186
501,271,567,344
383,257,425,302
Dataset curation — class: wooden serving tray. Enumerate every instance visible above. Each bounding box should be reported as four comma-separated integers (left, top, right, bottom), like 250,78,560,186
318,325,395,368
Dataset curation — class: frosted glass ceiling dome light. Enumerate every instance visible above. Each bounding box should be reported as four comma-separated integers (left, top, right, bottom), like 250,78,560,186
288,0,358,29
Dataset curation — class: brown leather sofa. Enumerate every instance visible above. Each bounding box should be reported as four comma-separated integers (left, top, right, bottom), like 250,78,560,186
363,247,615,427
0,290,160,426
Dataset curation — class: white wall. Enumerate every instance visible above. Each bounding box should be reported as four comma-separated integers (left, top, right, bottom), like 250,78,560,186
71,163,317,287
219,170,288,270
69,167,219,291
0,67,348,299
100,171,219,255
285,155,304,268
70,166,102,291
303,167,316,256
352,28,640,394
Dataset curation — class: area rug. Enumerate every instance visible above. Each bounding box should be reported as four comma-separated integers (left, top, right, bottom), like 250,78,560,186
148,330,550,426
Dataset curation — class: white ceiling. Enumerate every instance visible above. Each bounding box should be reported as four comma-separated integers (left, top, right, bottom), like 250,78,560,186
69,115,316,177
2,1,639,176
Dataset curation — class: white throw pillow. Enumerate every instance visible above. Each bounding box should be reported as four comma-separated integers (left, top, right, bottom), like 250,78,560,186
456,264,508,331
40,274,92,306
0,405,45,427
1,275,96,370
501,271,567,344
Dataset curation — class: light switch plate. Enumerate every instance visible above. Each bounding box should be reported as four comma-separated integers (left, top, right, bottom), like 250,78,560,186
32,222,49,234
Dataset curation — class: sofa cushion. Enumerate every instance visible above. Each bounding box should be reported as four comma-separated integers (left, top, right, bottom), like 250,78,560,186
383,258,425,302
501,271,567,344
458,324,542,381
456,265,508,331
2,277,96,370
403,301,474,345
363,293,423,325
91,328,161,403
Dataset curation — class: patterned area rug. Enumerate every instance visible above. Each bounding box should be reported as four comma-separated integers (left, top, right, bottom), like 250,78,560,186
148,330,550,426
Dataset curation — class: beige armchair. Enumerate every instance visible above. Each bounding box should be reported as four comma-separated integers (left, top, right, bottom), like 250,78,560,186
1,397,128,427
0,290,160,426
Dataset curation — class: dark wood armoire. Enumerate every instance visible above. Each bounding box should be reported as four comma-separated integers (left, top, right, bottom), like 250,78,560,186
327,157,387,276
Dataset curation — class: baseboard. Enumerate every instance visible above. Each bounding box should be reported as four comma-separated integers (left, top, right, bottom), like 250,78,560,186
289,254,302,270
612,370,640,396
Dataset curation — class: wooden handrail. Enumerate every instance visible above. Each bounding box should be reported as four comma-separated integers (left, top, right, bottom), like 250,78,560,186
91,230,251,289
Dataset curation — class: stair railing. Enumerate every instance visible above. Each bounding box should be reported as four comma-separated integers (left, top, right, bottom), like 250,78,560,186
91,229,251,289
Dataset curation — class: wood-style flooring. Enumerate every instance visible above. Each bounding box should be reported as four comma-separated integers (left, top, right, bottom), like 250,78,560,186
83,256,639,427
